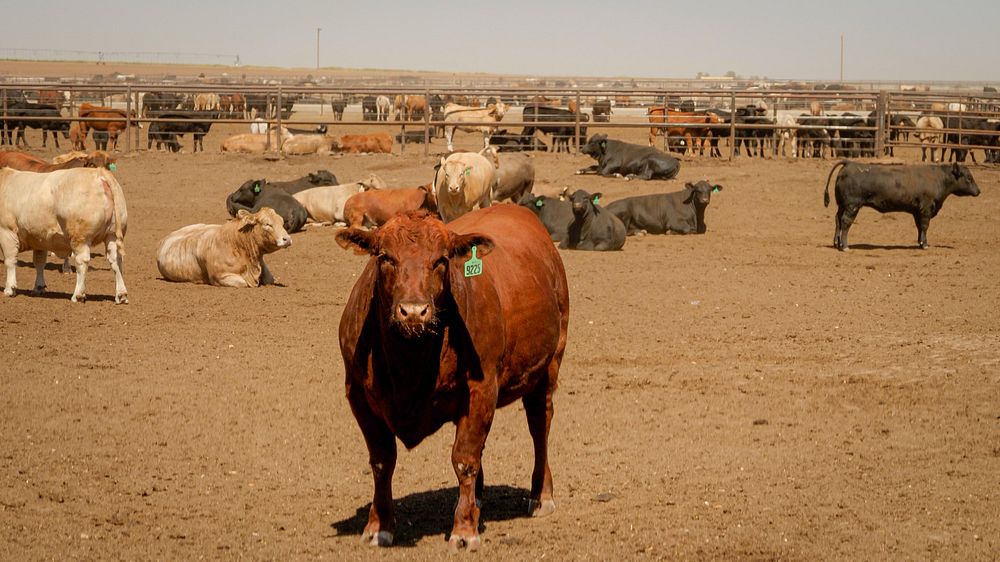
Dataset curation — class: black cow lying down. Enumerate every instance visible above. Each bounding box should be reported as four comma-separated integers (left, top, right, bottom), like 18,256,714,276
824,161,980,250
606,181,723,235
226,180,310,233
576,134,680,180
266,170,339,195
518,189,573,241
560,189,626,251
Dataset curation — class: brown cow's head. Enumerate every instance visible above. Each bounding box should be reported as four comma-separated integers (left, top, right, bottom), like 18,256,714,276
335,211,494,338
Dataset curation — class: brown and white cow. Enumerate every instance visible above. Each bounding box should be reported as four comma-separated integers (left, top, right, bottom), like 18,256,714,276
335,205,569,551
156,207,291,287
342,184,437,228
293,174,387,224
443,101,507,152
434,152,495,223
333,133,393,154
0,167,128,303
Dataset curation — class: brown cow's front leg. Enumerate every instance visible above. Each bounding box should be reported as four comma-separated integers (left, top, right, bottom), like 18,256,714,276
449,383,497,552
347,385,397,547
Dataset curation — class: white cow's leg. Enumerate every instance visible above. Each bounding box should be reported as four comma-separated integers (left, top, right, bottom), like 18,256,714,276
446,127,454,152
71,244,91,303
1,233,18,297
106,240,128,304
216,273,250,288
259,259,275,285
32,250,47,295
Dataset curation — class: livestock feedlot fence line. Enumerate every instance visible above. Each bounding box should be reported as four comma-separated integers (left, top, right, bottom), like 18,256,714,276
2,84,998,160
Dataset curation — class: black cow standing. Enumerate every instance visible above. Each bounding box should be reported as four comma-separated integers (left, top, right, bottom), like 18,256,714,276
518,192,574,242
606,181,723,235
147,112,215,152
577,134,680,180
361,96,377,121
2,101,70,148
560,189,626,251
824,161,981,250
521,105,588,153
226,180,310,233
331,99,347,121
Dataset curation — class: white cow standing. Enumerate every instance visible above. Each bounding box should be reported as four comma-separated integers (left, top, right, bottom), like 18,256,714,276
0,168,128,303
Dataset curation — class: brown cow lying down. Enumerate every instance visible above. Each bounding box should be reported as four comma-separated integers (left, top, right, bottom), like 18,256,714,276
1,167,128,303
156,207,291,287
333,133,393,154
342,184,437,228
335,205,570,551
221,128,292,153
0,151,91,172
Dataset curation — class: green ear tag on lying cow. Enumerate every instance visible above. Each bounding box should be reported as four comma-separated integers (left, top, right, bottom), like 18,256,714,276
592,195,600,205
464,246,483,278
108,163,117,172
712,187,720,193
253,182,261,194
535,199,544,208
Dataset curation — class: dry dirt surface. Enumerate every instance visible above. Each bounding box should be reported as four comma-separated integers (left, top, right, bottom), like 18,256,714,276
2,116,999,561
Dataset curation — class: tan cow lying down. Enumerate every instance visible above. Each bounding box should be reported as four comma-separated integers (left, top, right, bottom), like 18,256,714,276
343,184,437,228
0,168,128,303
334,133,393,154
156,207,291,287
282,133,336,155
293,174,386,224
434,152,495,222
221,128,292,153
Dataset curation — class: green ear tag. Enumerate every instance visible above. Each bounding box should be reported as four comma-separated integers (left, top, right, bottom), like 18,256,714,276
253,183,261,194
108,163,117,172
535,199,544,208
712,187,720,193
464,246,483,278
465,168,471,176
592,195,600,205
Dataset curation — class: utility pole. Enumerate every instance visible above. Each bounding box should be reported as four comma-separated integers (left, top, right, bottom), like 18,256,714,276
316,27,321,69
840,34,844,82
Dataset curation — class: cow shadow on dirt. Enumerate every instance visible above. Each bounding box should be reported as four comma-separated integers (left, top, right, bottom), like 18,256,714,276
10,289,117,302
16,259,111,272
331,484,532,546
831,243,954,251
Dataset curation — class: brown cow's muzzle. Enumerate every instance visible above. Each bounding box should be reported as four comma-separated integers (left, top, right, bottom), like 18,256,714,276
393,301,436,337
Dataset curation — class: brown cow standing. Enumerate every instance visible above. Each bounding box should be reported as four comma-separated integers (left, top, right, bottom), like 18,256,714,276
342,184,437,228
335,205,570,551
646,107,723,154
78,103,141,151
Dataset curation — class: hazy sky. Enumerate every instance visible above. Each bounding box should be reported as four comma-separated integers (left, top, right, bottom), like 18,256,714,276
4,0,1000,81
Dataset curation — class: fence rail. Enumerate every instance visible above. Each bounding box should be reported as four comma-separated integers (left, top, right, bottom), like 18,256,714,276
1,83,998,162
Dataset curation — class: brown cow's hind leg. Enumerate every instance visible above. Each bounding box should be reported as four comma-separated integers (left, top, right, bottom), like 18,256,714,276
524,372,556,518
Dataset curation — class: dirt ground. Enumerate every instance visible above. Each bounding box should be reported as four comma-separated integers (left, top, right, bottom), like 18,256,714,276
2,106,999,561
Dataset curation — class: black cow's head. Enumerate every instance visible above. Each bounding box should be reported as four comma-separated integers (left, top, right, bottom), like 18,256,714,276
569,189,602,219
308,169,338,186
518,192,547,215
948,163,981,197
683,181,723,206
581,134,608,160
226,179,266,216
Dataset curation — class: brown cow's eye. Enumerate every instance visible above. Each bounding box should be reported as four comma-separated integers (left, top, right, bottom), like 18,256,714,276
378,254,396,267
434,257,448,270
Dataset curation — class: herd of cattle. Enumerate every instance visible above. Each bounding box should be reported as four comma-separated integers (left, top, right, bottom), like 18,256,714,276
0,87,989,552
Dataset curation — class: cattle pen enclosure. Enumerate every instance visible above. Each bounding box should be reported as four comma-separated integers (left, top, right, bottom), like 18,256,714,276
1,75,999,560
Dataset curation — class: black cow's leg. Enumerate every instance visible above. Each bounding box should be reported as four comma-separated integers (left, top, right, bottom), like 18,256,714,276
914,210,932,249
835,205,859,250
347,384,397,547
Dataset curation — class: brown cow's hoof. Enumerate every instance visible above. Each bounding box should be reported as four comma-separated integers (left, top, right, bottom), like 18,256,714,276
528,498,556,517
448,533,481,552
362,530,393,547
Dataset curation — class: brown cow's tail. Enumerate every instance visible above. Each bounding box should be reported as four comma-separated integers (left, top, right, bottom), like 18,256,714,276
99,171,126,254
823,160,850,208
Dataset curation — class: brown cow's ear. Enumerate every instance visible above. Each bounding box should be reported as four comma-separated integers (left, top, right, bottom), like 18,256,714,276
335,228,377,255
449,233,495,259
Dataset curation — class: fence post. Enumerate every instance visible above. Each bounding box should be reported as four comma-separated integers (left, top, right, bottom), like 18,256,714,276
875,90,887,157
125,85,132,153
574,89,581,155
2,87,7,144
729,91,736,161
424,88,430,157
661,94,668,152
134,89,141,152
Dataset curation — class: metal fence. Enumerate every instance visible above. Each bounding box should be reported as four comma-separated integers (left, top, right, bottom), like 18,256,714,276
1,83,998,162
